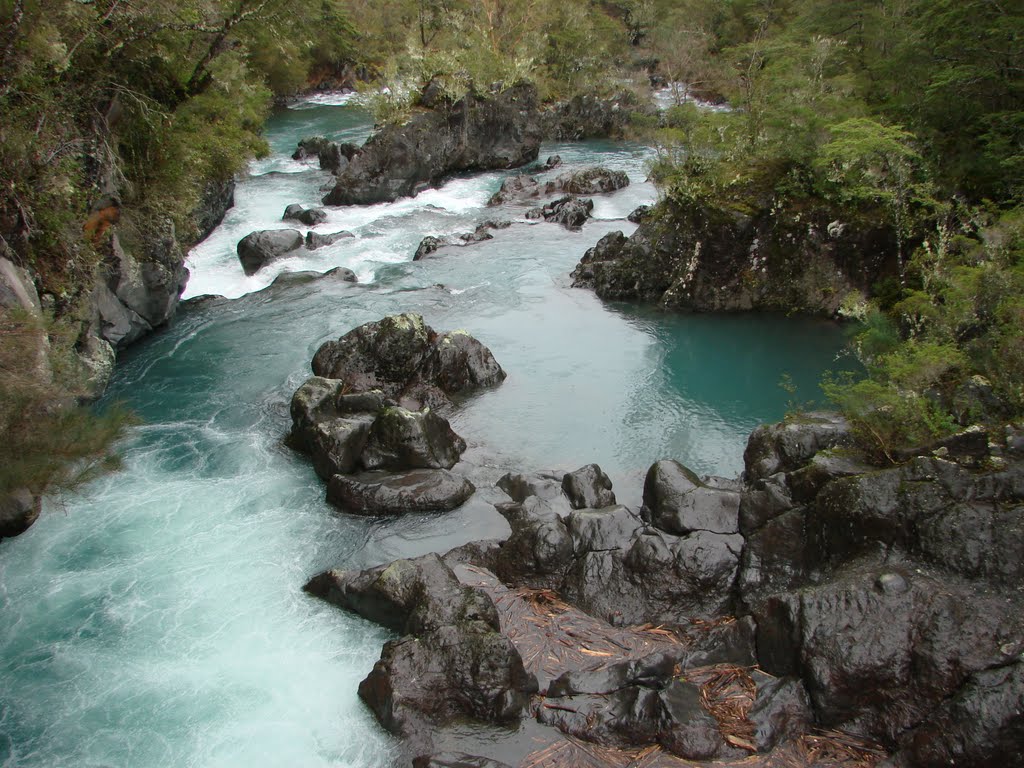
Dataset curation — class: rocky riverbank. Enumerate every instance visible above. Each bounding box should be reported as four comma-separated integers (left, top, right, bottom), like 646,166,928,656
293,317,1023,768
571,196,897,315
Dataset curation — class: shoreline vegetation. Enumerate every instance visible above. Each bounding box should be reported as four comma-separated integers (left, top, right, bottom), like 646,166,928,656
1,1,1022,764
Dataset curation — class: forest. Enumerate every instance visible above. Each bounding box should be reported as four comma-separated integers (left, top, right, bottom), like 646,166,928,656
0,0,1022,489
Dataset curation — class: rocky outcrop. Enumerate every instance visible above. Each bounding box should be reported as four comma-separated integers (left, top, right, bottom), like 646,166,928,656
83,172,236,392
525,196,593,230
0,488,41,541
236,229,304,276
304,554,537,756
288,316,506,516
487,166,629,206
322,84,543,206
482,463,744,624
293,136,360,173
735,415,1024,767
540,91,656,140
310,313,506,411
572,197,896,315
305,408,1024,766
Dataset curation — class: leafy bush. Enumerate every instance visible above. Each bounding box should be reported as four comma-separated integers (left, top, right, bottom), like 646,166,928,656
0,308,135,498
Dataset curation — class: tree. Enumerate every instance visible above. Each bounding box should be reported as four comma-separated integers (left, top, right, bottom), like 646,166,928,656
817,117,933,284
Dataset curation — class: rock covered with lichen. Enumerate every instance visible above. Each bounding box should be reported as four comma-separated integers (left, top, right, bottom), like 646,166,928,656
571,197,898,315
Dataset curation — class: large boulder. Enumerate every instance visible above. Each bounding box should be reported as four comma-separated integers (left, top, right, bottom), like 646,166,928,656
310,314,506,411
236,229,303,276
305,555,538,752
326,469,474,515
642,459,740,535
489,463,742,623
323,84,543,206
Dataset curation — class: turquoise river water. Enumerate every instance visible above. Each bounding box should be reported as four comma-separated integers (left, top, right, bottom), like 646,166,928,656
0,94,848,767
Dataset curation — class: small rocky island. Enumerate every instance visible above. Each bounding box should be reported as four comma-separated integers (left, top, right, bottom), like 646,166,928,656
289,317,1024,768
287,313,505,515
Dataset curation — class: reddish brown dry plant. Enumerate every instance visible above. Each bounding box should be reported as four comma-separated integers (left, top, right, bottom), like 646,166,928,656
688,664,759,752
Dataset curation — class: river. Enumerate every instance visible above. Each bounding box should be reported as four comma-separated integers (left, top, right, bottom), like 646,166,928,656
0,94,847,768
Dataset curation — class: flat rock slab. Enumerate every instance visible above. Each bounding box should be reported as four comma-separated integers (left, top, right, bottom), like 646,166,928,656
453,565,752,694
328,469,474,515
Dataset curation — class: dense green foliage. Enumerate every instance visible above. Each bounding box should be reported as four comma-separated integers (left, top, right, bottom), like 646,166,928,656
0,0,357,499
0,307,135,497
633,0,1023,462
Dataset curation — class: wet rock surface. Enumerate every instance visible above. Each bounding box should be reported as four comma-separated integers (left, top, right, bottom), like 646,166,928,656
304,555,537,756
236,229,303,276
305,230,354,250
525,196,594,230
570,197,895,315
322,84,543,206
487,166,629,206
288,315,507,517
304,409,1023,767
310,313,506,411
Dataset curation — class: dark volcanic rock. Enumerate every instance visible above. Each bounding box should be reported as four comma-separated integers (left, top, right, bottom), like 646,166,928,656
747,672,813,752
305,555,537,749
310,314,506,410
326,469,474,515
413,755,513,768
282,204,328,226
570,230,628,288
287,376,377,480
562,463,616,509
538,678,723,760
236,229,303,276
293,136,359,172
558,167,630,195
305,230,354,250
488,166,629,206
743,412,852,482
490,463,742,623
733,414,1024,763
360,406,466,471
570,196,897,314
0,488,41,540
413,235,444,261
527,196,593,230
323,84,542,206
642,459,740,535
627,204,652,223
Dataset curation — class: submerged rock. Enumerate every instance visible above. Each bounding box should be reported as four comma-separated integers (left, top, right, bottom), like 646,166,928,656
305,230,354,250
